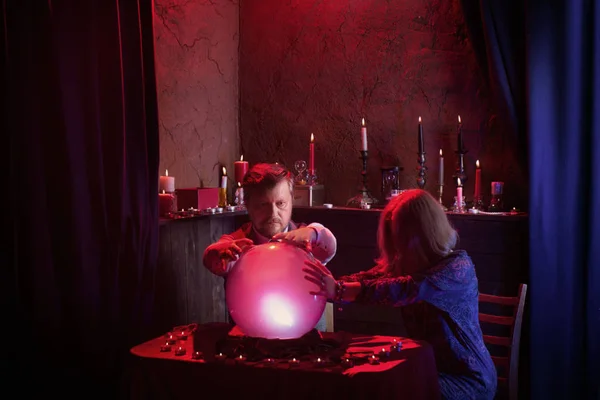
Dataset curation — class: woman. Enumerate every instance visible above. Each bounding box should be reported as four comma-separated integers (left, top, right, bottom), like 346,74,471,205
303,189,497,400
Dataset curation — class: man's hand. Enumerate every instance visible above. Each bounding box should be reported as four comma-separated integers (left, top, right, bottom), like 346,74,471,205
272,227,317,249
206,238,254,275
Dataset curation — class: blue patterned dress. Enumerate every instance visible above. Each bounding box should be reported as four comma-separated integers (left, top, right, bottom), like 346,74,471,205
339,250,497,400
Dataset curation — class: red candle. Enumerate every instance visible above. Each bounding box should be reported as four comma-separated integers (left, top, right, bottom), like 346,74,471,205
309,133,315,173
158,190,176,217
474,160,481,199
234,155,249,184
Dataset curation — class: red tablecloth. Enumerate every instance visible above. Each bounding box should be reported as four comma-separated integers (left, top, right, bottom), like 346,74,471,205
129,324,440,400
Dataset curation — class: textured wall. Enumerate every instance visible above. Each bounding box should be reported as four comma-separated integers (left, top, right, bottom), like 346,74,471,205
239,0,526,208
154,0,239,190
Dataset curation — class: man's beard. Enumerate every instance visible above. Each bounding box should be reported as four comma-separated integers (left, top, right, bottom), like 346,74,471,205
260,219,283,236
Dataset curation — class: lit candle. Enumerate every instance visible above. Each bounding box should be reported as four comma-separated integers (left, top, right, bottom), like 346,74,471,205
159,169,175,193
192,351,203,360
214,352,227,362
361,118,368,151
439,149,444,186
378,347,390,359
234,155,249,184
221,166,228,189
175,346,186,356
309,133,315,173
457,177,463,211
158,190,176,217
457,115,464,153
235,182,244,205
474,160,481,199
289,357,300,366
418,117,424,154
160,342,172,352
368,354,380,365
176,331,188,340
341,358,354,368
236,354,247,363
166,334,176,345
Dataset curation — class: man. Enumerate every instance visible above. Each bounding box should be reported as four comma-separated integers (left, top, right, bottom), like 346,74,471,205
203,162,337,331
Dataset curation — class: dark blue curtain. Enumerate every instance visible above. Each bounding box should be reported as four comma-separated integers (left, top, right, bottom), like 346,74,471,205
4,0,160,397
528,0,600,399
462,0,600,399
460,0,527,162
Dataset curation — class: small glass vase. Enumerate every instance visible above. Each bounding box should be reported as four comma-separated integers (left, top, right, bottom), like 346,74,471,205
452,196,466,213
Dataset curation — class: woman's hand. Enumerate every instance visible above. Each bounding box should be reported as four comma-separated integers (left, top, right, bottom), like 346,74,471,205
272,227,316,250
303,258,336,300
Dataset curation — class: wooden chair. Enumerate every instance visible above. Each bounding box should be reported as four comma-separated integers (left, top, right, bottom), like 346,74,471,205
478,284,528,400
324,302,334,332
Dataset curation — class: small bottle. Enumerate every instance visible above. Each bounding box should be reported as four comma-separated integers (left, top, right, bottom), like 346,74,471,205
488,182,504,212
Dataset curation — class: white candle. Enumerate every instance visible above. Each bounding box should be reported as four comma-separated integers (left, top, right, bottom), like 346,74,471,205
159,169,175,193
361,118,368,151
439,149,444,186
221,166,228,189
456,178,463,210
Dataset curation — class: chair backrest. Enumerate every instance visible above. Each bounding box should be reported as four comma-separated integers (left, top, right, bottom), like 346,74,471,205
478,284,528,400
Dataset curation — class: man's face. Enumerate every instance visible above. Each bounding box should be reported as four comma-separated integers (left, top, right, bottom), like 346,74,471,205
247,180,293,238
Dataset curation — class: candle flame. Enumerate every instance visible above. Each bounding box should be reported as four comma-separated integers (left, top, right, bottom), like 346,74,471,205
162,189,165,194
310,133,314,142
222,166,227,175
457,178,462,186
419,116,422,123
238,182,241,187
361,118,365,126
476,159,480,168
239,355,243,359
439,149,443,156
458,115,462,124
165,169,169,176
317,357,321,362
240,154,244,161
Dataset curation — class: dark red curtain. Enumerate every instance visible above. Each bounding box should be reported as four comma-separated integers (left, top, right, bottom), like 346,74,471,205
5,0,160,397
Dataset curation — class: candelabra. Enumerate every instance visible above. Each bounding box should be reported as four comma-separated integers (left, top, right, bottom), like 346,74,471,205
346,151,378,208
438,184,448,211
416,151,427,189
452,148,468,186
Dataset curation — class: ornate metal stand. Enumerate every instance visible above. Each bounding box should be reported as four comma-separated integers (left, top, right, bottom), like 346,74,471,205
347,151,378,208
417,151,427,189
452,149,468,186
438,184,448,211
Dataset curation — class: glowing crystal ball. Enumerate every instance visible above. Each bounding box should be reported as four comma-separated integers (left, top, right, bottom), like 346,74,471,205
225,241,326,339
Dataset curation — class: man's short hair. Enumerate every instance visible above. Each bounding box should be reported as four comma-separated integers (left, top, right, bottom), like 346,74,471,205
242,163,294,203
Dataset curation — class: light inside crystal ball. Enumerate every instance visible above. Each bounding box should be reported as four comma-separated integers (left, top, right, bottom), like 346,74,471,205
225,241,326,339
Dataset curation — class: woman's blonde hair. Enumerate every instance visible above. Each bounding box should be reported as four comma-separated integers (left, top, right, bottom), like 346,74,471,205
376,189,457,275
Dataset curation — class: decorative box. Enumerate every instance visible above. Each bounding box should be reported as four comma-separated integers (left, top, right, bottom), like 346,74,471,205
293,184,324,207
176,187,219,210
